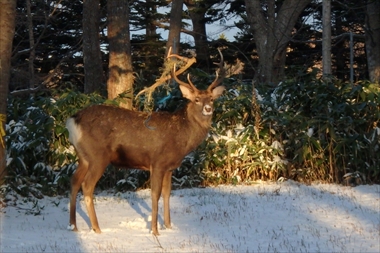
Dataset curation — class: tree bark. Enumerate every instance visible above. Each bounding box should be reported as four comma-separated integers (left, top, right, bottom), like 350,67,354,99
107,0,134,109
244,0,311,85
83,0,104,93
365,0,380,83
184,0,210,70
0,0,17,184
166,0,183,56
322,0,332,78
26,0,35,88
146,0,157,38
334,17,346,80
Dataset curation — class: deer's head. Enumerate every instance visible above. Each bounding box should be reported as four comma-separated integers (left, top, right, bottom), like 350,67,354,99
170,49,226,117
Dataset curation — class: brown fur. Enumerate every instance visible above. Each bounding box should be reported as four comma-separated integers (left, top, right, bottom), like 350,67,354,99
67,83,224,235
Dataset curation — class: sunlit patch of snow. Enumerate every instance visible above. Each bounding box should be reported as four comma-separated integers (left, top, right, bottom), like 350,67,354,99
1,182,379,252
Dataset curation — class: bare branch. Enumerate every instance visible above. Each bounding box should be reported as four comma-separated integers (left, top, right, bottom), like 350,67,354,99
10,86,41,96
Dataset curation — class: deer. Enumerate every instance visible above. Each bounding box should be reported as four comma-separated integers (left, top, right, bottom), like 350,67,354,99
65,49,225,236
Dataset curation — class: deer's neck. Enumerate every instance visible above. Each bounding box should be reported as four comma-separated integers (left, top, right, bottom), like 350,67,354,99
176,106,212,147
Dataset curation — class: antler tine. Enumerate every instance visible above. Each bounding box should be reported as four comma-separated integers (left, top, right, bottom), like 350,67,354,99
166,47,198,91
167,46,190,63
208,48,226,90
167,46,172,58
171,64,197,91
166,47,197,78
135,47,197,100
171,64,198,91
186,73,198,91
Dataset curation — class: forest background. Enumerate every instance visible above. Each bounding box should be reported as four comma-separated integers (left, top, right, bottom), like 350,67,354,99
0,0,379,199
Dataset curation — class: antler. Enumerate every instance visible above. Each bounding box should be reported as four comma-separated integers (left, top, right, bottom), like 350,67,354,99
208,48,226,90
135,47,224,101
166,47,198,80
168,47,198,91
135,47,196,99
171,65,198,91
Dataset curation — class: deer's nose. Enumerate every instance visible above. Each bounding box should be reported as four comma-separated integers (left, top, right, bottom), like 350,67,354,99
203,105,213,115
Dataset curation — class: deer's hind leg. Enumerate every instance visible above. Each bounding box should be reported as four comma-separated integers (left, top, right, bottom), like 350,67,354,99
81,161,108,233
69,159,89,231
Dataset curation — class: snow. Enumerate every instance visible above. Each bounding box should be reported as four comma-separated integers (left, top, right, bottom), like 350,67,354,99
1,180,379,252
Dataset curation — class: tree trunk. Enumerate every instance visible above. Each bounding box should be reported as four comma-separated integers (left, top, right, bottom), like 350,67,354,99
26,0,35,88
166,0,183,56
107,0,134,109
244,0,311,86
146,0,157,38
365,0,380,83
143,0,158,71
0,0,17,185
184,0,210,70
322,0,332,78
334,17,346,80
83,0,104,93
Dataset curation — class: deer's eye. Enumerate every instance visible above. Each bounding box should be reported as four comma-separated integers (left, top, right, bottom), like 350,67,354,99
195,97,200,103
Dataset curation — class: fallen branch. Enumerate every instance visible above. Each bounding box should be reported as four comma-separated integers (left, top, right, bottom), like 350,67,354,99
10,86,41,96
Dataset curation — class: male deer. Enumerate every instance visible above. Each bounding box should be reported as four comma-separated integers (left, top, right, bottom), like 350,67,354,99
66,50,225,236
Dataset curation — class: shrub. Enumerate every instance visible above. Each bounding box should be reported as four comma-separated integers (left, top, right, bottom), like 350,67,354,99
194,78,379,185
264,79,380,183
4,77,380,199
198,80,287,185
6,91,108,196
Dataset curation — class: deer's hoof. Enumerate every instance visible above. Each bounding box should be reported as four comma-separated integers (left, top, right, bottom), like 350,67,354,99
67,224,77,231
151,229,160,236
92,227,102,234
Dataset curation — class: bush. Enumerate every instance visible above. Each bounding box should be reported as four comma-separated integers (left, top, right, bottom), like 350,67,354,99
6,91,106,196
197,79,287,185
263,79,380,183
192,77,380,185
4,77,380,199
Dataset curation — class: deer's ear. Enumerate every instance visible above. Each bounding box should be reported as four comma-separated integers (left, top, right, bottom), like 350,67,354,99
179,84,195,100
212,86,225,99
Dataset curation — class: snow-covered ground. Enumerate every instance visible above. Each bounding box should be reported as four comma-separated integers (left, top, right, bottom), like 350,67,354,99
1,180,379,252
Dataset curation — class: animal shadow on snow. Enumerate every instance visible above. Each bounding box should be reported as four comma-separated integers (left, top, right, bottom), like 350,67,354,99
76,191,164,231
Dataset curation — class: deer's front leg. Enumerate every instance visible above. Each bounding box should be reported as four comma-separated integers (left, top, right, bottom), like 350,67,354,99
162,170,173,229
150,168,164,236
